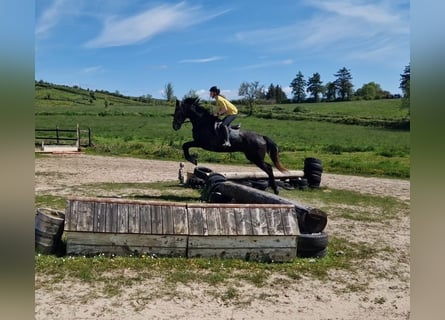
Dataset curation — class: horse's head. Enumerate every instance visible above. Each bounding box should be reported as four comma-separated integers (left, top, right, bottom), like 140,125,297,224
172,97,202,131
172,99,186,131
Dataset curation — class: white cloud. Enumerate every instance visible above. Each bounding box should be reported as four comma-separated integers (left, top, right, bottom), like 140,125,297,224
79,66,105,74
85,2,229,48
233,0,409,62
237,59,294,70
35,0,68,37
179,56,224,63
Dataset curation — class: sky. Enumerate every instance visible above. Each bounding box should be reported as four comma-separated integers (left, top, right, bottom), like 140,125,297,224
35,0,410,100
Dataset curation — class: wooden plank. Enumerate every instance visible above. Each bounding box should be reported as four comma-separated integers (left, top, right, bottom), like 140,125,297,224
172,206,188,235
219,208,237,235
93,202,107,233
105,203,118,233
151,205,163,234
65,232,187,257
204,207,222,236
265,208,285,235
76,201,94,232
217,170,304,180
187,207,205,235
281,207,299,236
162,205,174,235
64,200,77,231
249,207,269,235
188,235,296,248
128,204,140,234
139,204,152,234
187,235,297,262
117,203,129,233
234,207,253,235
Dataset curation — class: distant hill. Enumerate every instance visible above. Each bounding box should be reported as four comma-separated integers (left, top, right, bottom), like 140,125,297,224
35,80,165,107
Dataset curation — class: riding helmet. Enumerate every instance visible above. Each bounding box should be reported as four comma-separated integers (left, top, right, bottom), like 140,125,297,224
209,86,219,94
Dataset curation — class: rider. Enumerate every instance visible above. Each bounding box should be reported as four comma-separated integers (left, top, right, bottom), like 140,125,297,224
209,86,238,147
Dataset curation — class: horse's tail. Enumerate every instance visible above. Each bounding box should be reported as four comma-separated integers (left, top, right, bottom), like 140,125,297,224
264,136,288,173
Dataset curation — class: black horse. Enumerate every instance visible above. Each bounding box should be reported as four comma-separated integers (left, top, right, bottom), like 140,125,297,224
172,97,288,194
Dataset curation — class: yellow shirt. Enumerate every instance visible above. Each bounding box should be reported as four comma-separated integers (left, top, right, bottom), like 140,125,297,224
215,95,238,115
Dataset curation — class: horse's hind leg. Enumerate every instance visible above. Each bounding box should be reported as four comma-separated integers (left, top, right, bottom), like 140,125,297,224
245,152,279,194
261,162,279,195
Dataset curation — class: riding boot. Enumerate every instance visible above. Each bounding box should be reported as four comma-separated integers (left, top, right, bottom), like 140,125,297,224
222,125,231,147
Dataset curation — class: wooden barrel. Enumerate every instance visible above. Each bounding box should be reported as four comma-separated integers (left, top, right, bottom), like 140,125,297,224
35,208,65,254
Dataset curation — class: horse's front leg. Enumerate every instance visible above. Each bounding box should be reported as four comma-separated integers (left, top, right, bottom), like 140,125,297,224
182,141,198,165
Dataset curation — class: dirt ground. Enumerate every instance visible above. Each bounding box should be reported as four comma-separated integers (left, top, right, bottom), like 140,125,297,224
35,154,410,320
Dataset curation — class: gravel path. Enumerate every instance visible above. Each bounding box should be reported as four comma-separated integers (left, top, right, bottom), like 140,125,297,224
35,153,410,320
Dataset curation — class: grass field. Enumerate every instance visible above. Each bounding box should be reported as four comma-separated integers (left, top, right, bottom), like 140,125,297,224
35,83,410,178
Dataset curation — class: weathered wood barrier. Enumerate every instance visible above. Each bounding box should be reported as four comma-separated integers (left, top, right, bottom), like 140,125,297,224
64,197,300,262
221,170,304,181
205,180,328,234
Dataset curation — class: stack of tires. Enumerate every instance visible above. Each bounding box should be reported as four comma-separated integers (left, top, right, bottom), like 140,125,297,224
189,167,232,203
289,177,309,190
303,157,323,188
187,166,212,189
297,232,328,258
205,172,232,203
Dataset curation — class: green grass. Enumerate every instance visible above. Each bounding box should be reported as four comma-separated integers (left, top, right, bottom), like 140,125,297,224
35,233,376,287
35,83,410,303
35,181,408,289
35,99,409,178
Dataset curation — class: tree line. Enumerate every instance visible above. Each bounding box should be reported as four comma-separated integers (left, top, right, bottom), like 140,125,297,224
177,64,410,113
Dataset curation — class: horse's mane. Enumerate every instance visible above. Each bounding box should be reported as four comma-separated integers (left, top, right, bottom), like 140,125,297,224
183,97,213,117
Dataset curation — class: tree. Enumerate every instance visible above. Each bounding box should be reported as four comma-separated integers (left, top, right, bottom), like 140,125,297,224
334,67,354,101
274,85,287,103
290,71,306,103
324,82,336,101
306,73,324,102
163,82,175,102
265,83,287,103
239,81,264,115
400,63,410,109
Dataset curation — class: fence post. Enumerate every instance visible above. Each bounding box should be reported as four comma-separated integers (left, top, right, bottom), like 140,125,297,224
76,124,80,150
88,128,91,147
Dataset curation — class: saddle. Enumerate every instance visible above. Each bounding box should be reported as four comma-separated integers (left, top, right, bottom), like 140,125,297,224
214,122,240,142
214,122,241,131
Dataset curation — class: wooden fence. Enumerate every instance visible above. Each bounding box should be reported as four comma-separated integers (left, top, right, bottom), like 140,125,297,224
35,124,92,148
64,197,300,262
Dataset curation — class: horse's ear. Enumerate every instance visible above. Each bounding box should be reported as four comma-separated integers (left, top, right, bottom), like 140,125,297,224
176,99,180,107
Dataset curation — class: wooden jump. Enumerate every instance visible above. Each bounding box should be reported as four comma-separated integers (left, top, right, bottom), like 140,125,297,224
220,170,304,181
64,197,300,262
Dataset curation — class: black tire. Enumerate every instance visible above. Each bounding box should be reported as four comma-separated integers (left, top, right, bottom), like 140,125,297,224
298,209,328,234
208,192,232,203
250,179,269,190
304,157,322,166
297,177,308,190
206,173,226,187
188,176,206,189
194,166,213,180
307,174,321,188
297,232,328,251
204,173,227,195
303,158,323,188
235,180,253,187
297,247,327,258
